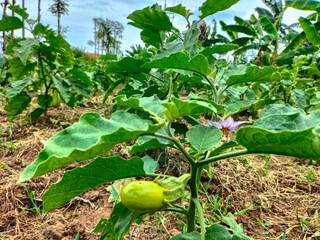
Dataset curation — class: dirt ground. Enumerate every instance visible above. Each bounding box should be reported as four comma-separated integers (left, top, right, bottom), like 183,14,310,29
1,99,320,240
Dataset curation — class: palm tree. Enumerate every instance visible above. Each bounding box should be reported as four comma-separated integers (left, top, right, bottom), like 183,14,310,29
48,0,69,35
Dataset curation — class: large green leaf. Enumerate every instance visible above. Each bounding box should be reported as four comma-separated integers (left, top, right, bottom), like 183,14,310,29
19,111,163,182
67,78,92,98
106,57,150,74
234,16,257,34
0,15,23,31
199,0,241,19
4,91,31,121
143,51,211,76
13,39,40,65
42,156,147,212
299,17,320,46
291,89,309,109
162,97,217,120
226,66,280,87
237,104,320,160
259,15,278,38
127,4,172,32
200,44,239,56
7,77,34,100
115,95,166,119
285,0,320,11
187,93,226,114
205,224,233,240
186,124,223,153
140,28,165,49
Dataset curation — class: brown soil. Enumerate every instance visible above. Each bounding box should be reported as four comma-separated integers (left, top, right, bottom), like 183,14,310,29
1,99,320,239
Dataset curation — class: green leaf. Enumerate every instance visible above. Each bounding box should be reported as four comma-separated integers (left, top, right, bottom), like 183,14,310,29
42,156,147,212
222,25,257,36
170,232,201,240
233,43,262,55
237,127,320,160
162,97,217,120
37,95,53,109
51,75,71,102
127,4,172,32
234,16,256,34
4,91,31,121
130,128,174,153
152,40,184,60
184,21,201,57
208,141,238,157
226,66,281,87
115,95,166,119
29,108,44,121
259,15,278,38
199,0,241,19
285,0,320,11
0,15,23,31
278,46,317,65
166,4,193,19
186,124,223,153
69,68,92,86
140,28,165,49
143,51,211,76
187,93,226,114
299,17,320,46
142,155,159,173
8,56,36,80
280,31,306,55
106,57,150,74
200,44,239,56
13,39,39,65
291,89,309,109
205,224,233,240
224,100,256,118
19,111,163,182
7,77,34,100
221,213,254,240
92,202,144,240
8,5,29,19
237,104,320,160
67,78,92,98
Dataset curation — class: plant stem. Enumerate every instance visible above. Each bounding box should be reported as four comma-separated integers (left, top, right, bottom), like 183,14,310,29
192,198,206,240
186,166,198,232
38,48,49,115
196,149,249,167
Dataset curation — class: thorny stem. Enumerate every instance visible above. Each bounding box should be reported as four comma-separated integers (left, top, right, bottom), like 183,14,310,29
192,198,206,240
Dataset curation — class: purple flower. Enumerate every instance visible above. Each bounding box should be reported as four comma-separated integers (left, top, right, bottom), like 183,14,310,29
208,117,246,137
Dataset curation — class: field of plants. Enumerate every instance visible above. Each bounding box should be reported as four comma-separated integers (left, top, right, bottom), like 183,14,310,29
1,0,320,239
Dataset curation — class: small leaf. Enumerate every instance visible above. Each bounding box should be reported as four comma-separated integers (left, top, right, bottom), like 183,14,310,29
13,39,39,65
205,224,233,240
142,155,159,173
224,100,256,118
186,124,223,153
170,232,201,240
8,5,29,19
7,77,34,100
200,44,239,56
166,4,193,19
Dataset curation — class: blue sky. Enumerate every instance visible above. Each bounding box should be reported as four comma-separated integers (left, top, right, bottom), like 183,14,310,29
5,0,311,54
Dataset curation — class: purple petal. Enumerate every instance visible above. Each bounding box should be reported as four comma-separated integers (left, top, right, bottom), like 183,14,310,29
221,117,234,128
228,121,246,133
208,120,222,129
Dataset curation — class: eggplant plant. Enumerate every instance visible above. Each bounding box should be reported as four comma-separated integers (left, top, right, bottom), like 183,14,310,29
1,6,93,121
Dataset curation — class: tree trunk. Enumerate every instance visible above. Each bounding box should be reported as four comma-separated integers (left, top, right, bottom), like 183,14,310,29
22,0,25,38
2,0,9,53
10,0,16,43
58,11,61,34
38,0,41,23
94,19,96,57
